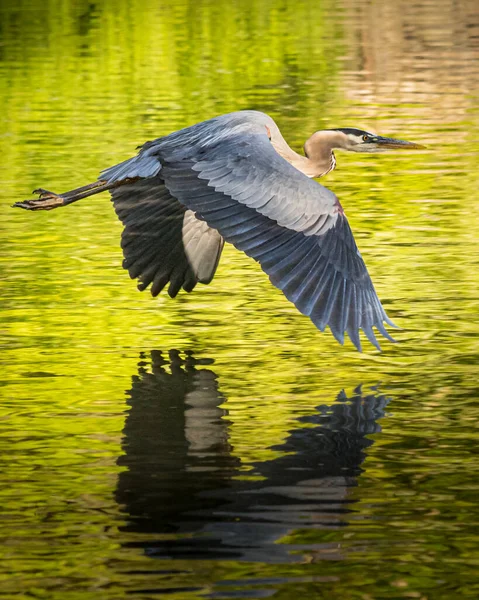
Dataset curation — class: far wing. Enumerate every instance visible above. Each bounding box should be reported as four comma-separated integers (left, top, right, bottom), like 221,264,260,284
111,178,224,298
160,133,395,350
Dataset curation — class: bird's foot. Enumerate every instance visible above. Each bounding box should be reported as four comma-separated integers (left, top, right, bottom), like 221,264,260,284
32,188,58,197
13,189,66,211
14,179,123,211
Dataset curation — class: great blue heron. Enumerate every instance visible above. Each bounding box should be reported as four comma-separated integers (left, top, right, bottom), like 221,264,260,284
13,111,424,351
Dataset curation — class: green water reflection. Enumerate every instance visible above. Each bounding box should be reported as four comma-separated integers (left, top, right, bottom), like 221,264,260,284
1,0,479,598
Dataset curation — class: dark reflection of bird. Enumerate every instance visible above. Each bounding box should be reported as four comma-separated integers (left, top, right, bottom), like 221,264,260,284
14,112,423,349
116,349,240,543
115,350,390,563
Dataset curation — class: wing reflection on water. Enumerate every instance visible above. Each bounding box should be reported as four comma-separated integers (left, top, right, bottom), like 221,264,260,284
116,350,390,563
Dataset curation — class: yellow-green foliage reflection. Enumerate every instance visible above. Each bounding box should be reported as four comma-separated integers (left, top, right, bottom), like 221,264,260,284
1,0,479,598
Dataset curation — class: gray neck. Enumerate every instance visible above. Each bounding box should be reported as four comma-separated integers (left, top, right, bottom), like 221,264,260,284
270,128,340,178
303,130,346,177
289,151,336,178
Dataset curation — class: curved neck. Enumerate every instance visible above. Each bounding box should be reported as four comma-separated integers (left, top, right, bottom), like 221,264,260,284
270,129,340,178
303,130,347,177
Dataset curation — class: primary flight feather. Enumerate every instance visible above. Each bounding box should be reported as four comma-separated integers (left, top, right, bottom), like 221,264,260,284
14,110,424,351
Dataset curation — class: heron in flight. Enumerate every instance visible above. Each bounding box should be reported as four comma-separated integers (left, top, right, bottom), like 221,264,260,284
14,111,423,351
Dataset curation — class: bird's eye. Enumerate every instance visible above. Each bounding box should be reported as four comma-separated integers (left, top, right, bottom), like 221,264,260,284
362,135,369,142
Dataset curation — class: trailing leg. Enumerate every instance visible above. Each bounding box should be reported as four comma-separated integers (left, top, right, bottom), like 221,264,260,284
13,178,137,211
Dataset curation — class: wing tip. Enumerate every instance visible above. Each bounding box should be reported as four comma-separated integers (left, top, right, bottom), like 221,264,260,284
376,320,397,343
329,326,345,346
346,329,363,353
384,313,401,329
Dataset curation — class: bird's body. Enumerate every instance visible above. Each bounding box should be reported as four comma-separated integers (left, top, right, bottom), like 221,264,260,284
14,110,423,351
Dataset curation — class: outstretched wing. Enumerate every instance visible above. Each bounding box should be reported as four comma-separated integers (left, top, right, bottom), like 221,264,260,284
102,112,395,350
111,178,224,298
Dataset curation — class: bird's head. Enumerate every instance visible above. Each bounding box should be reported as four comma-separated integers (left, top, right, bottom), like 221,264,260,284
331,128,425,153
302,127,425,177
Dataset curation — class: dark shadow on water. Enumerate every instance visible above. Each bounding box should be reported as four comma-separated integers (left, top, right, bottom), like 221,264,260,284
116,350,390,563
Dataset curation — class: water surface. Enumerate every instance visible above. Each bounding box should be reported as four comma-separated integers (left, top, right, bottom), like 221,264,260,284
1,1,479,598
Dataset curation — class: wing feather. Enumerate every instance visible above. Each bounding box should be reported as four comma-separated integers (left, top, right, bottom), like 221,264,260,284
158,132,394,349
102,111,395,350
111,178,224,297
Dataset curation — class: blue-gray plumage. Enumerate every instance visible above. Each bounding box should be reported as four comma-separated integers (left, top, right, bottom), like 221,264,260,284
14,110,424,351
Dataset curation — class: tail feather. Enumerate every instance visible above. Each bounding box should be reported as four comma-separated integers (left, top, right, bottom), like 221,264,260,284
101,151,161,183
